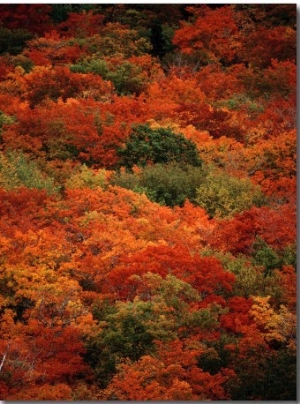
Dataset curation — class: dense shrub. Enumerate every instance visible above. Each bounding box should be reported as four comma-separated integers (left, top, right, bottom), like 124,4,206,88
0,150,59,193
195,170,266,218
117,124,202,169
111,163,205,207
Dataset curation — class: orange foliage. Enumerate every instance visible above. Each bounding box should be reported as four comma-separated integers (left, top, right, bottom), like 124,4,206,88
173,5,239,63
209,204,296,255
103,339,234,400
24,32,86,66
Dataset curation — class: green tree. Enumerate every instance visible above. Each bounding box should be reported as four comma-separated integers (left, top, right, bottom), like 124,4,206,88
111,163,205,207
117,124,202,169
106,62,147,95
65,164,107,190
0,110,15,136
70,58,149,95
250,237,296,276
70,58,109,77
140,163,204,207
0,151,59,193
195,169,266,218
201,249,282,300
85,299,155,388
85,273,201,388
0,26,33,55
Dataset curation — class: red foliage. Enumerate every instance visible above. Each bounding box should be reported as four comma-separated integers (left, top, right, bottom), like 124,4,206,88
220,296,254,334
104,244,235,302
239,26,296,69
21,66,113,107
209,204,296,255
24,31,86,66
58,10,105,38
173,5,239,63
0,5,53,35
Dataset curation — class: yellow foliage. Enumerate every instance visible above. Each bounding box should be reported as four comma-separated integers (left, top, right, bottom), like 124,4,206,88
65,164,106,189
249,295,296,347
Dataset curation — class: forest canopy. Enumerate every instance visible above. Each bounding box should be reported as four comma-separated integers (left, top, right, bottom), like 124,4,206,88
0,4,296,401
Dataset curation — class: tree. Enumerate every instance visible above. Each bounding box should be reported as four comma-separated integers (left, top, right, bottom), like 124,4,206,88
105,244,235,303
208,204,296,257
0,150,59,193
86,274,195,387
237,25,296,69
117,124,202,169
111,162,205,207
24,31,85,66
195,168,266,218
102,355,196,400
22,66,113,107
0,26,33,56
57,9,104,38
227,295,297,400
172,5,239,65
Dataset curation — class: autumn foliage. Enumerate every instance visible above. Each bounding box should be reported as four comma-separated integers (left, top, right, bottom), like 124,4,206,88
0,4,296,401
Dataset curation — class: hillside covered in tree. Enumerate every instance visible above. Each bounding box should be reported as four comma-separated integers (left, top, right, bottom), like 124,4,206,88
0,4,296,400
